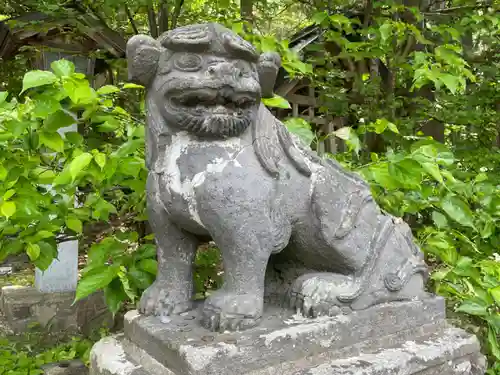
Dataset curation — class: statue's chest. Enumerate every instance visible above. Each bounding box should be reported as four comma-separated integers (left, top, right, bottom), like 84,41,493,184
159,132,244,227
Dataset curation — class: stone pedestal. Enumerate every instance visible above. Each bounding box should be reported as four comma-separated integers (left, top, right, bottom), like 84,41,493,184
89,297,486,375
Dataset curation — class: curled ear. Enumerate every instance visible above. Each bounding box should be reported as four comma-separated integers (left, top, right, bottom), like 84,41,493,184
126,35,161,87
258,52,281,99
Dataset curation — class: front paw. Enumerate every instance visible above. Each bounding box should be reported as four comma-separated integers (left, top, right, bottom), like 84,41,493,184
139,281,193,317
201,290,263,332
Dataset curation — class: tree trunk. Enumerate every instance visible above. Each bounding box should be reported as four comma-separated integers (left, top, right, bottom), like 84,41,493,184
240,0,254,26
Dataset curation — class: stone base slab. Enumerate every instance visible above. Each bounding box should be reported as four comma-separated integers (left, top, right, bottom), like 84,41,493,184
90,327,485,375
0,286,113,334
88,297,486,375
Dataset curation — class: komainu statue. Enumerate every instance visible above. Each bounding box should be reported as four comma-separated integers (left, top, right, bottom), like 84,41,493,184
126,23,429,332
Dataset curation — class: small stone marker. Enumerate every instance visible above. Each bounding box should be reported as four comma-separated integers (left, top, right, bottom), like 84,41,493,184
35,240,78,293
36,72,80,294
0,266,13,276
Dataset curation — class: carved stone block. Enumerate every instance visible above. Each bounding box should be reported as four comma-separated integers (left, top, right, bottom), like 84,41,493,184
89,299,485,375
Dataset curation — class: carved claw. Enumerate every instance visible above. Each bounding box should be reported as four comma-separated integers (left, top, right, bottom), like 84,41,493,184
139,281,193,318
201,291,263,332
288,273,353,318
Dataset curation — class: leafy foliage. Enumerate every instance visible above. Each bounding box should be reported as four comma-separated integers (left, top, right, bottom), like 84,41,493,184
0,61,147,274
0,333,93,374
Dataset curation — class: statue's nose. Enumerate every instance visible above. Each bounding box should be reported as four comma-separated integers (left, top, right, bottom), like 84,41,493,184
208,62,242,80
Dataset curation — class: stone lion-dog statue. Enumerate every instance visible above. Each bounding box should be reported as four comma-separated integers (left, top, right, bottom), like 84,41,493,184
126,23,429,332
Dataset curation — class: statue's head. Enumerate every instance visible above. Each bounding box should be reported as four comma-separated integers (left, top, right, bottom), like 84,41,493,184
126,23,280,138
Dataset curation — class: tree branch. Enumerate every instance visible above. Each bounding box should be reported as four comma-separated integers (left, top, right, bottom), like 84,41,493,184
423,4,491,15
171,0,185,29
125,5,139,35
158,0,169,33
147,0,158,38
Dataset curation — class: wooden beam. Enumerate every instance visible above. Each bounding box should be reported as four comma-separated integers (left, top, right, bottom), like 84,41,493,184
276,79,300,96
287,93,317,106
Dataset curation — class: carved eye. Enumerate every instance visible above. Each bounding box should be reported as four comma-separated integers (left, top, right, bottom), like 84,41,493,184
174,53,203,72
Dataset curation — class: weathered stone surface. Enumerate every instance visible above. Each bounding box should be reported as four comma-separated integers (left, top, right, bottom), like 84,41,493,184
0,286,113,334
0,266,13,276
77,292,115,336
41,360,88,375
89,321,485,375
126,22,429,333
124,298,446,375
0,286,77,332
1,253,30,271
35,240,79,293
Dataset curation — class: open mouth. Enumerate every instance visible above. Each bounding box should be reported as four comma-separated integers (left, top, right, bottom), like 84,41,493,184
170,88,257,114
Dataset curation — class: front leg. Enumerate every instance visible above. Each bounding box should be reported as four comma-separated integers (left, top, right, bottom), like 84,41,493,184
201,229,272,332
140,174,199,318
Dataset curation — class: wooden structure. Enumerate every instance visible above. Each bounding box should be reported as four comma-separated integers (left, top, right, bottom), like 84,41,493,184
0,10,126,86
272,25,342,154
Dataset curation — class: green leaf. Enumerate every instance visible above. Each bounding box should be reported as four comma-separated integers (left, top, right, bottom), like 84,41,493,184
37,231,55,239
135,244,156,260
53,169,72,186
488,325,500,360
421,162,443,184
75,265,120,301
490,286,500,306
40,132,64,152
441,195,475,229
1,201,16,218
128,266,154,290
3,189,15,200
104,278,127,315
44,110,75,131
0,91,8,104
21,71,58,93
335,127,361,154
97,85,120,95
118,266,136,303
455,300,488,316
26,243,40,261
432,211,448,228
66,217,83,234
34,241,58,271
51,60,75,77
387,122,399,134
312,11,329,25
65,131,83,145
69,152,93,180
138,259,158,275
379,22,393,42
262,94,291,109
372,119,388,134
122,83,144,89
439,73,461,94
94,153,106,170
32,94,62,118
284,118,314,146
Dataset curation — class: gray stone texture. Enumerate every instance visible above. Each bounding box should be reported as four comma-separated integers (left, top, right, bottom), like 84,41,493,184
89,300,485,375
0,286,113,334
35,240,79,293
127,21,429,333
41,360,88,375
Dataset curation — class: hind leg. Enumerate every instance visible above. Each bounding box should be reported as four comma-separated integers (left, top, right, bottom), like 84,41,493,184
287,212,428,317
